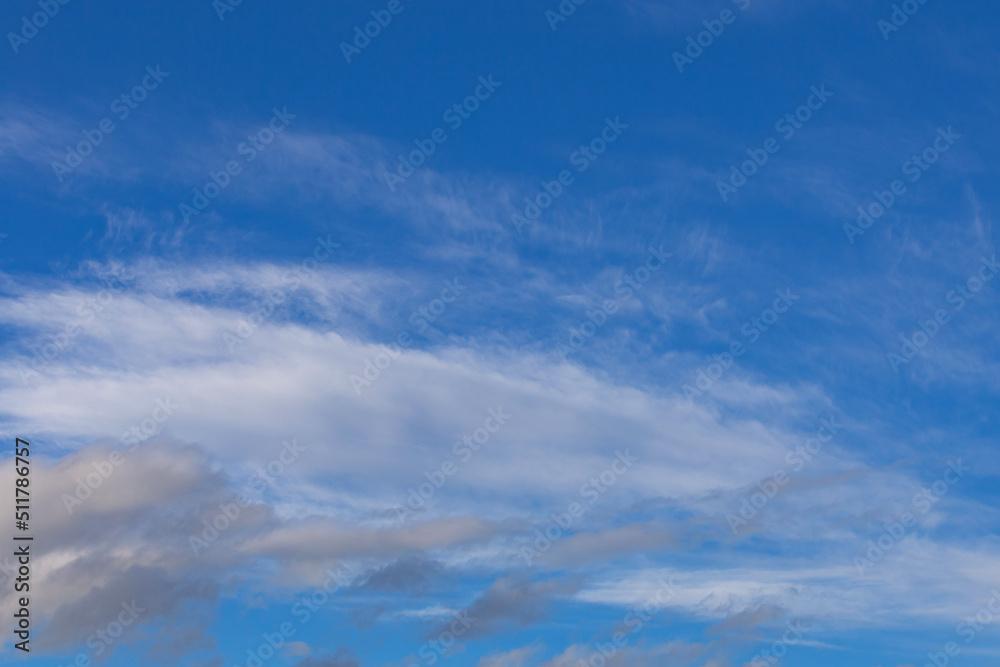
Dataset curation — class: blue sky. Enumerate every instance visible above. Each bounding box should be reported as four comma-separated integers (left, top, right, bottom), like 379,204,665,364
1,0,999,666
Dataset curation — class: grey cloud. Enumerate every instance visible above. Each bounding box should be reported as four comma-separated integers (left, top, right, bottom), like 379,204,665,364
476,645,540,667
355,551,445,594
431,576,582,641
541,522,677,567
706,604,786,638
292,648,361,667
37,565,216,652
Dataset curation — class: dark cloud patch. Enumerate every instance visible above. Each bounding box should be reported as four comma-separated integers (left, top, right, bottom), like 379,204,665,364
706,603,786,639
37,564,217,658
355,551,445,594
293,648,361,667
430,576,582,641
